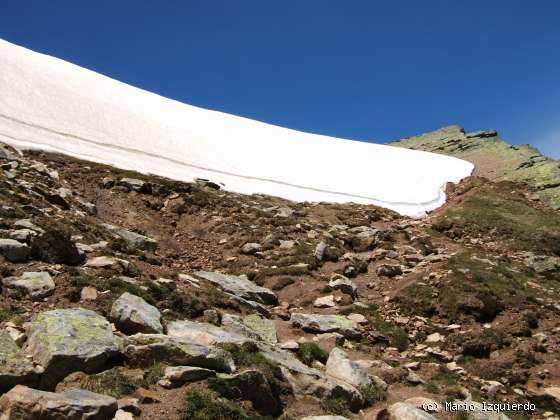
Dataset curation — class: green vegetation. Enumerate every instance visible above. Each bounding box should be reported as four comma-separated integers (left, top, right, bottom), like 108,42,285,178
181,388,264,420
296,342,328,366
397,251,536,322
81,363,165,399
434,182,560,254
341,304,409,351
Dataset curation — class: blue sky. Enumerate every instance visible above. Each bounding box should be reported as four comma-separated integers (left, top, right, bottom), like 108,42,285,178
1,1,558,158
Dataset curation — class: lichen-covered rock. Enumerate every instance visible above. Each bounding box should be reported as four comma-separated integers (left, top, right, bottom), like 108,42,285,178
210,370,281,416
222,314,278,345
0,331,37,392
166,319,249,346
193,271,278,305
0,385,117,420
122,334,235,373
291,313,361,339
110,292,163,334
26,309,119,389
2,272,55,300
0,238,31,263
325,348,371,388
101,223,158,252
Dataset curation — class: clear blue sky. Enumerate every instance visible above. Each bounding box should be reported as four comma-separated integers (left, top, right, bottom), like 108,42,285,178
1,1,558,158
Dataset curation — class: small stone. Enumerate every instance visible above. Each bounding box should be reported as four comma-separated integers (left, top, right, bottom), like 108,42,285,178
314,295,336,308
280,341,299,351
133,387,161,403
80,286,98,301
346,313,368,325
241,242,262,255
113,409,134,420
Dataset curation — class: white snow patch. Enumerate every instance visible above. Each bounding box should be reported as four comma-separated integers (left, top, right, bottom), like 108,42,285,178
0,39,473,217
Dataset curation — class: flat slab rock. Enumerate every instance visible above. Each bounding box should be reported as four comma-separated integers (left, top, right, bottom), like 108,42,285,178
325,347,371,388
26,308,119,389
0,385,117,420
193,271,278,305
0,331,37,391
2,271,55,300
101,223,158,252
110,292,163,334
166,319,249,346
291,313,361,339
122,333,236,373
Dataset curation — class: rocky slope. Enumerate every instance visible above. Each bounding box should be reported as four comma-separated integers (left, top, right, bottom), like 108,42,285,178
1,141,560,419
389,126,560,210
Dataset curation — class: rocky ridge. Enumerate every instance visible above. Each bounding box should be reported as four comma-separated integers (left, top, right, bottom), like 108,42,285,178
390,125,560,209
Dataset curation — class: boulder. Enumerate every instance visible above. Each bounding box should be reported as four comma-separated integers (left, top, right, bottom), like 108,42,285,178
161,366,215,387
328,274,358,298
210,370,281,416
30,230,84,265
222,314,278,345
167,319,249,346
325,348,371,388
0,331,37,391
122,334,235,373
101,223,158,252
110,292,163,334
0,238,31,263
2,271,55,300
26,309,119,389
291,313,361,339
194,271,278,305
0,385,117,420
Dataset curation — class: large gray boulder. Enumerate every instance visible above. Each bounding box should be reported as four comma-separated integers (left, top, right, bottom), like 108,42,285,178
2,272,55,300
325,348,371,388
101,223,158,252
291,313,361,339
110,292,163,334
166,319,249,346
194,271,278,305
26,309,119,389
0,238,31,263
0,331,37,392
0,385,117,420
260,347,364,411
122,334,235,373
